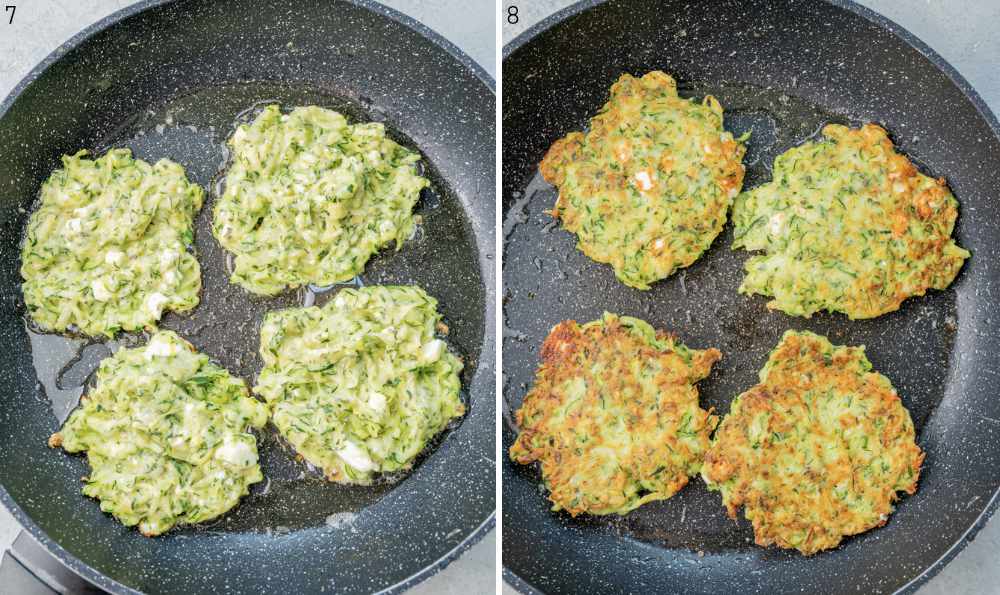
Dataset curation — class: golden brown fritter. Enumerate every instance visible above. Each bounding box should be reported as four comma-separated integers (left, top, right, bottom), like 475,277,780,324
510,313,720,516
540,71,746,290
732,123,969,319
702,330,924,555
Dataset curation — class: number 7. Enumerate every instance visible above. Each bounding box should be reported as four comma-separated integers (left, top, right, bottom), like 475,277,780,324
4,6,13,25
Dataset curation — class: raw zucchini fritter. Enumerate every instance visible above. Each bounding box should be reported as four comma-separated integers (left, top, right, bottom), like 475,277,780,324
254,286,464,485
212,105,428,295
701,330,924,555
540,71,747,289
510,313,720,516
732,123,969,319
21,149,203,337
49,331,268,536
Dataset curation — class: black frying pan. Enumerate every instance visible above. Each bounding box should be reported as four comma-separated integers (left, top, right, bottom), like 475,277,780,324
0,1,495,593
502,0,1000,592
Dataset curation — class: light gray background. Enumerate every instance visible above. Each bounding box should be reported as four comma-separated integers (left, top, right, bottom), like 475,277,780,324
0,2,495,594
502,1,1000,594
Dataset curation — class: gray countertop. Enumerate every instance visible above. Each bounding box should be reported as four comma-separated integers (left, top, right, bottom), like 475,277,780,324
501,1,1000,594
0,1,495,594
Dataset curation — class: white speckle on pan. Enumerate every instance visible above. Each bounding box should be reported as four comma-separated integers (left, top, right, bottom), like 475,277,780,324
325,512,357,529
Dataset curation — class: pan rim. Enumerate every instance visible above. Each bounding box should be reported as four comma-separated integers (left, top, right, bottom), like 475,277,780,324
0,1,496,594
500,1,1000,593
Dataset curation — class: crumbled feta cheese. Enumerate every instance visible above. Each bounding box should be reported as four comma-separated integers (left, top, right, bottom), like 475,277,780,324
144,292,170,318
422,339,445,363
214,437,257,468
73,205,94,219
368,391,387,413
337,441,376,471
104,249,125,266
170,429,191,448
104,441,130,458
133,407,159,426
91,278,113,301
769,212,786,236
145,334,180,359
65,218,83,234
634,170,654,191
159,249,179,268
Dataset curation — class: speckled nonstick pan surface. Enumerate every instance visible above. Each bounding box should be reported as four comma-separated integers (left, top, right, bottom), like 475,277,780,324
502,1,1000,593
0,1,495,593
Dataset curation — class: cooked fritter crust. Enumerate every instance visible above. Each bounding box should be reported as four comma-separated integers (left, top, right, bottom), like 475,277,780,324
732,123,969,319
510,313,720,516
702,330,924,555
540,71,746,290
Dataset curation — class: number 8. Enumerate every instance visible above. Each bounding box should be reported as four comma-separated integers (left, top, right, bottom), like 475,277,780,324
507,5,519,24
